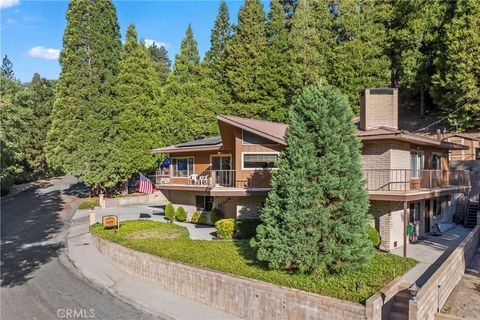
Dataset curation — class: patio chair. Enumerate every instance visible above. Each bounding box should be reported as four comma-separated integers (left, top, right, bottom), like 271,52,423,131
199,175,208,186
188,174,199,185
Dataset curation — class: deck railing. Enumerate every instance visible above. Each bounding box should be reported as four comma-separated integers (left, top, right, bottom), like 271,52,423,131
363,169,471,192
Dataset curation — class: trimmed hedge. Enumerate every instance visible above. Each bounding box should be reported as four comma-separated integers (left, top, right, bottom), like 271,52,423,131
235,219,261,239
175,207,187,222
369,225,381,248
210,208,224,225
215,219,235,239
165,203,175,220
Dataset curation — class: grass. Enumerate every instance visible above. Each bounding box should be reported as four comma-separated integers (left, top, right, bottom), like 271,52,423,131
91,220,416,304
78,198,100,210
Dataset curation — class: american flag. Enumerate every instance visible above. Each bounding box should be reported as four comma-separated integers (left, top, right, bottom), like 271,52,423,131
138,173,154,194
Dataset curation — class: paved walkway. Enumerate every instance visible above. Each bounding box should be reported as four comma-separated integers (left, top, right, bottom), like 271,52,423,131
66,209,240,320
76,203,216,240
391,226,471,285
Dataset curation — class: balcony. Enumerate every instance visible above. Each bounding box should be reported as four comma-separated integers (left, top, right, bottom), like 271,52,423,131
364,169,471,200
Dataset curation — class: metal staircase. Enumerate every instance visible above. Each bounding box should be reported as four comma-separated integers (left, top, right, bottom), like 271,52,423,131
464,202,479,228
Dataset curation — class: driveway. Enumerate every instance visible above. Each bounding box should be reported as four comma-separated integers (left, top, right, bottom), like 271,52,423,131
1,176,160,320
391,226,471,285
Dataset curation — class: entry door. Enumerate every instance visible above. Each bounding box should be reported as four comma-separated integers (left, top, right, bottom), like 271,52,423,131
424,200,431,233
211,155,232,186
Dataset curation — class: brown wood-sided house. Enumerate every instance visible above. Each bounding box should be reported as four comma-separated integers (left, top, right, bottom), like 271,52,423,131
152,88,471,254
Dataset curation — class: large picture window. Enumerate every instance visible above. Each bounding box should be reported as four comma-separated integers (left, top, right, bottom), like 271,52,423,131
172,157,193,177
196,195,213,211
243,153,279,169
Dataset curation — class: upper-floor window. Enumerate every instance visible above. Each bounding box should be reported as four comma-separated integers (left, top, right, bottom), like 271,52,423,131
242,130,277,145
172,157,194,177
242,153,279,169
411,151,424,177
432,154,442,170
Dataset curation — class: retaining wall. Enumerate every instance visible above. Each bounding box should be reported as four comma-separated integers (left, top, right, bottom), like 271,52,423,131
365,276,405,320
100,192,167,208
92,234,367,320
409,225,480,320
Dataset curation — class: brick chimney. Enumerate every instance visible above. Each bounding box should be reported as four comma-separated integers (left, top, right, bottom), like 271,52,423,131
359,88,398,130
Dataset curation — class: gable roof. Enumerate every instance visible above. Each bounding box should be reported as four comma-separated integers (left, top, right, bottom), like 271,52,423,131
217,114,288,145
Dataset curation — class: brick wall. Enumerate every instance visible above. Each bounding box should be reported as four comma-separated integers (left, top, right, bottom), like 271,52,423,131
360,88,398,130
236,196,266,219
408,225,480,320
92,234,367,320
370,201,405,251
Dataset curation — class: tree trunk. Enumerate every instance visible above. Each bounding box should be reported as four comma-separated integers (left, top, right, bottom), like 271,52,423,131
122,181,129,195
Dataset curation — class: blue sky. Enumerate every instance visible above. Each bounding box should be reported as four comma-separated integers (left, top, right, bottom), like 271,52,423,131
1,0,269,82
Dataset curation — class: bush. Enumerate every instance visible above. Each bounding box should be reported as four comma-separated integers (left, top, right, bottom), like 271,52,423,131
191,211,207,224
369,225,381,247
215,219,235,240
175,207,187,222
210,208,224,225
235,219,261,239
165,203,175,220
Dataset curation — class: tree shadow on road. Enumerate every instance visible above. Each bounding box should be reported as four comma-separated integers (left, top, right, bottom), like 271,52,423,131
1,180,84,287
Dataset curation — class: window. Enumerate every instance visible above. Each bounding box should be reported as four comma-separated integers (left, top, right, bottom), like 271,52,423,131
411,151,424,177
243,153,279,169
433,199,441,217
476,148,480,160
432,154,442,170
242,130,277,145
172,157,193,177
409,202,420,223
196,195,213,211
211,155,231,170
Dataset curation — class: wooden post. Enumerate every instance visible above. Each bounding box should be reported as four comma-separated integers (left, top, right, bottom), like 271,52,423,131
403,201,408,257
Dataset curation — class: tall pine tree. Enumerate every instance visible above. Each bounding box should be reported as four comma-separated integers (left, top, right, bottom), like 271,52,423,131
147,42,171,85
252,84,372,274
431,0,480,130
46,0,122,192
116,24,162,183
225,0,269,119
1,55,14,79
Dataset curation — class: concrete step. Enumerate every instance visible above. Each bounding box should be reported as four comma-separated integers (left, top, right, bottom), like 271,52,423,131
389,311,408,320
392,301,408,313
394,291,412,304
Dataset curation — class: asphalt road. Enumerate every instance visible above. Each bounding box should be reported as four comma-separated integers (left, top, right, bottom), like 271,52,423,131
1,176,160,320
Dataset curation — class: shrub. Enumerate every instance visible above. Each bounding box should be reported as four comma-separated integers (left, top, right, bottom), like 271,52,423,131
235,219,261,239
369,225,381,248
165,203,175,220
175,207,187,222
191,211,208,224
215,219,235,240
210,208,224,225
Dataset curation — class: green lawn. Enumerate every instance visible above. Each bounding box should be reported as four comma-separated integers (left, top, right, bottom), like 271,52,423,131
78,198,100,210
91,220,416,303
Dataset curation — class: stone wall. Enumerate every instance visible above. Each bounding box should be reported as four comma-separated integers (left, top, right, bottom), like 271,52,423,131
101,192,167,208
92,234,367,320
408,225,480,320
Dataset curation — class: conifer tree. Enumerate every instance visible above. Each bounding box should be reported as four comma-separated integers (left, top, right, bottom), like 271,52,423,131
431,0,480,130
252,84,372,274
262,0,291,121
162,25,221,145
1,55,14,79
225,0,269,119
147,42,171,85
204,0,232,104
46,0,122,192
116,24,162,183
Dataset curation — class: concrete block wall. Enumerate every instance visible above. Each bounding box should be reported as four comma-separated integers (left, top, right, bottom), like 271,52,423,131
92,234,367,320
370,201,404,251
409,225,480,320
101,192,167,208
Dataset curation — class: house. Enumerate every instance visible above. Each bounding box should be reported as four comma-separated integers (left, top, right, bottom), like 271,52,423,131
152,88,471,254
442,133,480,161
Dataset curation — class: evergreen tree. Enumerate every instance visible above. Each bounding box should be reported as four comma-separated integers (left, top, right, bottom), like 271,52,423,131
289,0,332,96
116,24,162,183
431,0,480,130
225,0,269,119
1,55,14,79
262,0,291,121
390,0,449,117
45,0,122,192
162,25,221,145
147,42,171,85
252,84,372,274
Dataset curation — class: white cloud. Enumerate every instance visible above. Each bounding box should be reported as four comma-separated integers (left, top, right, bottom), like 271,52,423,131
27,46,60,60
143,39,169,49
0,0,20,9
